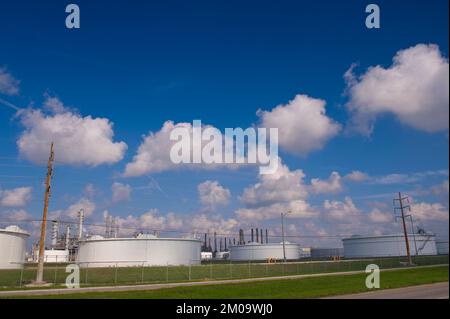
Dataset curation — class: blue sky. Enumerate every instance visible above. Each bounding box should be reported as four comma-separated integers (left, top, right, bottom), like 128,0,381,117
0,0,448,247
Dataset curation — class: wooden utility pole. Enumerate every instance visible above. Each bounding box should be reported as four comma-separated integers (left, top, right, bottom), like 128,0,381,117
35,142,54,283
394,192,412,266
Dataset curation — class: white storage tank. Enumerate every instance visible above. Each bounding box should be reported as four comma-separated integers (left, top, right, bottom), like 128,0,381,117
310,247,344,259
436,241,449,255
34,249,70,263
343,233,438,258
229,242,300,261
0,225,29,269
76,234,202,267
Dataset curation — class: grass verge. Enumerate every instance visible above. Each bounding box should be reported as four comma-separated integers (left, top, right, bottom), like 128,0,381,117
8,265,448,299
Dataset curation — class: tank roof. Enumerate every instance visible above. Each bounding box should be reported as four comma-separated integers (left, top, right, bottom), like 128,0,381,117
81,236,201,243
0,225,29,236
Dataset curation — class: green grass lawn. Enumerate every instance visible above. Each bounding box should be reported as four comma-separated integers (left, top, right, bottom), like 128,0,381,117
12,265,448,299
1,255,447,290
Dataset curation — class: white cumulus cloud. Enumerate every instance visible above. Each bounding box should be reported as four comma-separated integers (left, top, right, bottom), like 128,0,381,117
111,182,132,203
0,209,30,221
344,170,370,182
311,171,343,194
0,187,32,207
235,200,319,221
345,44,449,135
411,202,448,221
322,196,360,221
257,94,341,156
17,97,127,166
50,197,96,220
368,208,393,223
240,157,308,206
123,120,251,176
0,67,20,95
198,180,231,210
431,180,449,196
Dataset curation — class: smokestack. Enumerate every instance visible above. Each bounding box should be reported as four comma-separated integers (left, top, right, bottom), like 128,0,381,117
260,228,263,244
214,232,217,254
239,229,245,245
109,216,113,238
266,229,268,243
225,237,227,251
65,225,71,250
105,214,110,238
256,228,259,243
109,215,114,238
112,217,118,238
78,209,84,240
208,237,212,251
204,233,207,249
251,228,254,242
220,238,223,252
233,238,236,245
51,220,59,248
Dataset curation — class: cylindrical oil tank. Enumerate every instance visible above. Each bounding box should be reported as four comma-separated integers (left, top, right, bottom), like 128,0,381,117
436,241,449,255
76,234,202,267
310,247,344,259
343,233,438,258
229,242,300,261
37,249,70,263
0,226,29,269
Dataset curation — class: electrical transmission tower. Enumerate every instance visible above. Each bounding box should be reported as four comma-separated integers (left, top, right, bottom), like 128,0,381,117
393,192,413,266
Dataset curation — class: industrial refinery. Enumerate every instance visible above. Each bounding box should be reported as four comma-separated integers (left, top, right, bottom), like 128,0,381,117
0,212,448,270
0,204,447,271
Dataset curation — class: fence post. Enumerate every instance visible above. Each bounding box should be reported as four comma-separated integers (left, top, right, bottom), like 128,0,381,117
19,264,24,288
141,262,145,283
210,262,213,279
54,263,58,285
114,263,118,285
166,263,169,283
188,261,191,281
85,263,89,285
248,261,251,278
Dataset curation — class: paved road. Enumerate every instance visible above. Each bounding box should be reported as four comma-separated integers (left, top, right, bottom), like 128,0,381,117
327,282,449,299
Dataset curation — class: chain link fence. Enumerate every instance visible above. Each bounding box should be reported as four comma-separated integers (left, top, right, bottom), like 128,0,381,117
0,254,448,289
